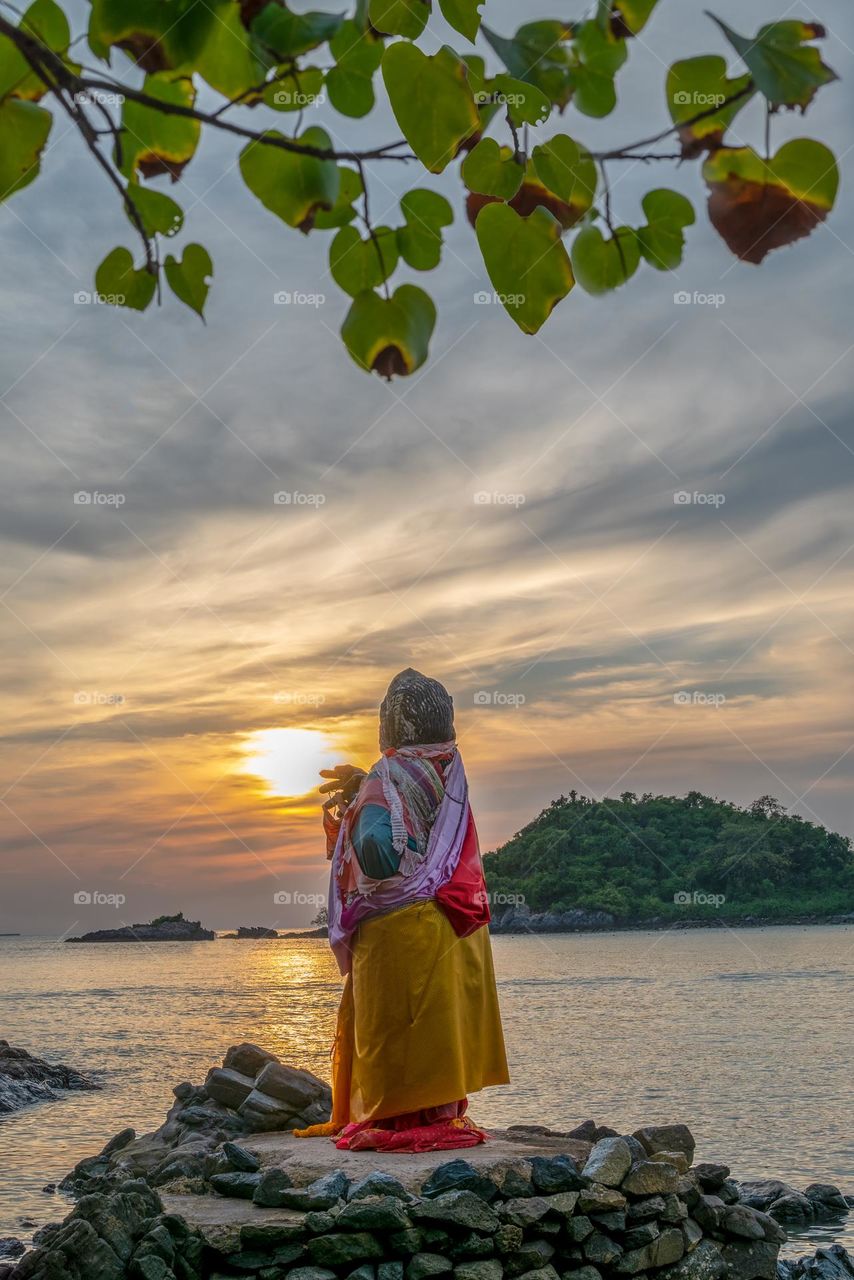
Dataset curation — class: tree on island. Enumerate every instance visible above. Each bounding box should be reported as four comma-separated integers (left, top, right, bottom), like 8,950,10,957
484,791,854,921
0,1,840,376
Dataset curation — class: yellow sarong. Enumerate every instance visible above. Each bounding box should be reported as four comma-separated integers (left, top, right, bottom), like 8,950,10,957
304,900,509,1131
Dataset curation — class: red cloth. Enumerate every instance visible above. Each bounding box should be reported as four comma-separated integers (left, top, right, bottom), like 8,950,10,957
435,810,491,937
335,1101,488,1152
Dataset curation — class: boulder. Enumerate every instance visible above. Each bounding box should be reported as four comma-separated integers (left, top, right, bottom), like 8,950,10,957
583,1139,633,1188
739,1180,801,1211
529,1156,586,1194
407,1254,453,1280
770,1193,816,1222
254,1061,330,1111
221,1141,259,1172
583,1233,623,1266
723,1205,767,1240
721,1238,780,1280
423,1161,499,1203
658,1239,726,1280
278,1171,351,1211
337,1197,414,1231
0,1041,101,1114
349,1173,412,1203
309,1233,386,1267
802,1185,849,1212
693,1163,730,1191
223,1042,280,1076
413,1192,499,1234
209,1171,261,1199
455,1262,503,1280
203,1067,256,1110
781,1244,854,1280
253,1166,293,1207
633,1126,695,1163
578,1186,626,1214
622,1162,680,1196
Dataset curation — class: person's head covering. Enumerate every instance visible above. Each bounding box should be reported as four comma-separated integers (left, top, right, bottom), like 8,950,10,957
379,668,455,751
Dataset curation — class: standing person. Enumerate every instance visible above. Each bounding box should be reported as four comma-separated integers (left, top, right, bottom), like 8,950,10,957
296,668,509,1152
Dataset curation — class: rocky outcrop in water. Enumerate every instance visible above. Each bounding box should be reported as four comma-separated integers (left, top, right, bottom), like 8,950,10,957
67,916,214,943
59,1044,331,1198
221,927,280,939
778,1245,854,1280
491,906,616,933
0,1042,100,1114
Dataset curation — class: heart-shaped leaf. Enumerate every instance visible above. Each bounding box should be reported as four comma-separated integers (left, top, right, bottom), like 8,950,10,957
0,0,70,102
475,202,574,333
568,20,627,117
462,139,525,199
88,0,218,71
571,225,640,294
330,225,399,296
397,189,454,270
369,0,429,39
194,1,270,99
481,21,573,110
126,182,183,237
382,43,479,173
240,126,339,231
0,99,51,200
703,139,839,263
341,284,436,379
263,66,325,113
120,74,200,181
666,56,754,157
439,0,483,43
710,16,838,109
636,188,695,270
164,243,212,317
251,4,342,59
490,73,551,127
94,246,157,311
531,134,597,217
313,166,363,230
325,20,382,118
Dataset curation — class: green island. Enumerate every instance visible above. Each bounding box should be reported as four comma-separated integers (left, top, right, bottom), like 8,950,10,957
484,792,854,926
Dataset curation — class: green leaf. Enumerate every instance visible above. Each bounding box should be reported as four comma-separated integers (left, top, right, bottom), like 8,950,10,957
164,243,212,317
341,284,436,378
263,66,325,112
120,74,200,181
330,225,399,296
636,188,695,270
481,21,573,109
462,139,524,200
710,16,838,109
240,126,339,231
490,73,551,127
88,0,218,70
0,98,51,200
475,202,574,334
251,3,342,59
313,166,363,229
571,225,640,294
369,0,429,39
325,20,383,118
703,138,839,263
382,43,479,174
0,0,70,102
666,55,754,156
195,1,270,99
94,246,157,311
439,0,484,44
569,19,627,117
611,0,660,36
531,135,597,218
126,181,183,237
397,188,454,269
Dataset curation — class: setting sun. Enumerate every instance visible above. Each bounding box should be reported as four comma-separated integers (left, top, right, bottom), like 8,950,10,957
241,728,340,799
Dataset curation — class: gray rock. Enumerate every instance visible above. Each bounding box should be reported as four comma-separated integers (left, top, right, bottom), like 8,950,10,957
658,1240,726,1280
530,1157,586,1194
380,1264,406,1280
225,1042,282,1076
412,1192,499,1233
253,1167,294,1207
542,1192,579,1219
494,1226,524,1255
583,1235,623,1266
101,1128,136,1157
589,1211,625,1232
0,1041,101,1115
350,1173,412,1203
632,1126,695,1163
221,1141,259,1172
504,1241,554,1277
240,1221,306,1249
724,1205,767,1239
718,1179,741,1205
682,1219,703,1252
279,1171,350,1211
423,1161,498,1203
565,1216,595,1243
561,1268,601,1280
209,1171,261,1199
407,1254,453,1280
347,1266,377,1280
693,1195,726,1232
578,1186,626,1214
780,1244,854,1280
337,1197,413,1231
623,1223,660,1249
498,1197,550,1227
721,1238,780,1280
582,1139,632,1189
660,1194,689,1223
739,1181,801,1212
626,1195,666,1222
803,1185,849,1212
455,1262,503,1280
238,1088,303,1131
448,1232,494,1261
0,1242,24,1261
308,1233,385,1267
513,1268,559,1280
693,1164,730,1191
287,1269,338,1280
622,1161,680,1196
771,1194,816,1222
254,1061,330,1111
204,1067,256,1110
652,1228,686,1267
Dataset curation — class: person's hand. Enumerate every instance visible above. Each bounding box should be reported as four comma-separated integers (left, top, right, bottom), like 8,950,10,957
319,764,366,814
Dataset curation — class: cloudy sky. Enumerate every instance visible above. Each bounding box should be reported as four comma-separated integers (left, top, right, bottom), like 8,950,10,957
1,0,852,933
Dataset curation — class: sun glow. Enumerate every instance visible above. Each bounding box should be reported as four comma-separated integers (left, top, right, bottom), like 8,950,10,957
241,728,339,799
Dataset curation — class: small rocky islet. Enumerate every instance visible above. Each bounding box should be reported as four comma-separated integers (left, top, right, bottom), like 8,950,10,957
0,1042,100,1114
3,1042,851,1280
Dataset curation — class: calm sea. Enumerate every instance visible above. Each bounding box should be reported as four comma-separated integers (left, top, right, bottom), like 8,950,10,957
1,926,852,1257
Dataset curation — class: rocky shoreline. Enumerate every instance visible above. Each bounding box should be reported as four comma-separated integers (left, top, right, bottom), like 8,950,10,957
2,1043,851,1280
0,1042,100,1115
489,908,854,935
